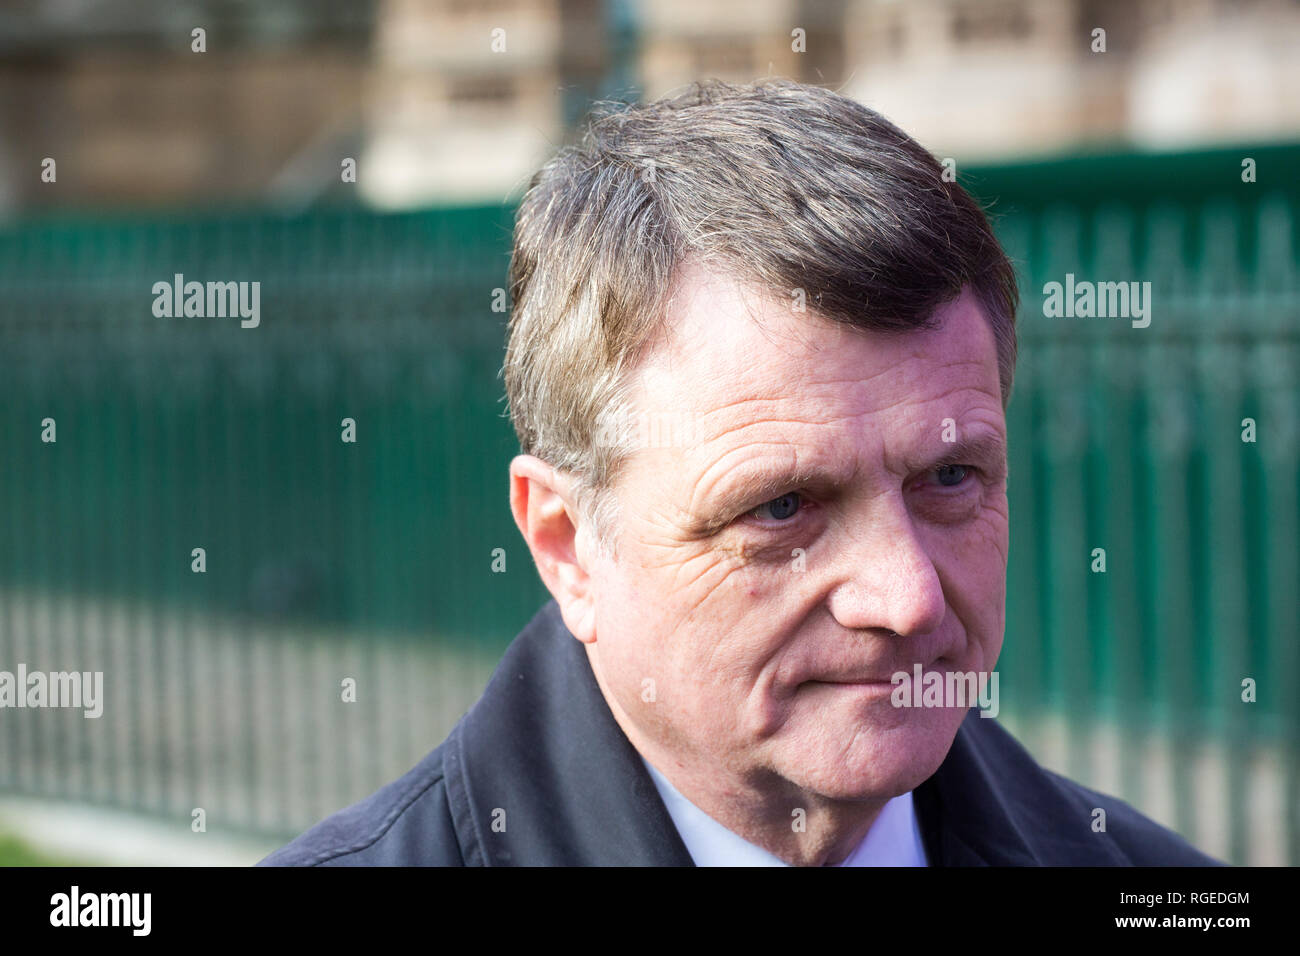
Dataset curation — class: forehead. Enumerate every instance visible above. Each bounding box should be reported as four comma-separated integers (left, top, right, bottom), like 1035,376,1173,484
625,262,1003,457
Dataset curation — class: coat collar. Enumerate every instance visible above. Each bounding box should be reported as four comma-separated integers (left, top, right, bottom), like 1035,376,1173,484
442,599,1094,866
443,600,694,865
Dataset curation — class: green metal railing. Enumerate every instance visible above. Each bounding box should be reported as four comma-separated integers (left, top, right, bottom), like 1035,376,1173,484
975,146,1298,865
0,143,1296,862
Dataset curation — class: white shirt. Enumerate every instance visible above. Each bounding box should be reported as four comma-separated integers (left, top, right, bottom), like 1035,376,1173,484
641,755,929,867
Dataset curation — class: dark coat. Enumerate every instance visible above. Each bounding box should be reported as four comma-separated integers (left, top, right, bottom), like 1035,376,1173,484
259,600,1222,866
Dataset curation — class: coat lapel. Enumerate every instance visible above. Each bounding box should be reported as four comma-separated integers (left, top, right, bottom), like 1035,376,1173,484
913,709,1129,866
912,711,1037,865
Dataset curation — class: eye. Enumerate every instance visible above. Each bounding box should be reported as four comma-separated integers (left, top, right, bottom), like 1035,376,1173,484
935,464,971,487
749,491,802,521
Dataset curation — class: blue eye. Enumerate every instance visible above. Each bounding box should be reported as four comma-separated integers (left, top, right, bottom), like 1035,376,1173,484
936,464,970,487
751,492,801,521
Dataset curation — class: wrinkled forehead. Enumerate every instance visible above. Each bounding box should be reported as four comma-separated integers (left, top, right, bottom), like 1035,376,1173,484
621,266,1003,464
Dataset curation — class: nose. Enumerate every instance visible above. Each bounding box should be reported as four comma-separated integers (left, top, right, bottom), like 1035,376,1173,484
826,496,947,638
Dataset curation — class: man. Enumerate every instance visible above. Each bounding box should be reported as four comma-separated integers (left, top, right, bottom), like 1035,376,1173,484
261,78,1219,866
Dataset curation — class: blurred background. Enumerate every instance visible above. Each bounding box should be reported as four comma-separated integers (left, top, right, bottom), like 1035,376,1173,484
0,0,1296,866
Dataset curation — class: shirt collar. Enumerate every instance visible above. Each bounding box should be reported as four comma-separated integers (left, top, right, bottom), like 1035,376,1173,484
640,754,928,867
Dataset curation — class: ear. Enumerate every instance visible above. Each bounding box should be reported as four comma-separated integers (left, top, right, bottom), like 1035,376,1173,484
508,454,599,644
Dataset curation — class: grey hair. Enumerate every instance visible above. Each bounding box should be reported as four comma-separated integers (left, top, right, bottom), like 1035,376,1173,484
503,78,1019,561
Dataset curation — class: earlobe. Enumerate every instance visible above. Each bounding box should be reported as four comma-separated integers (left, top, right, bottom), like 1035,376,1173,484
559,593,598,645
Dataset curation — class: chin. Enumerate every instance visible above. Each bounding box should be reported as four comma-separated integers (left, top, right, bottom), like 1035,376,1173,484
776,703,966,801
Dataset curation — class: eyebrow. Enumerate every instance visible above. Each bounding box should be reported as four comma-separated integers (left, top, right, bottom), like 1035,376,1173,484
694,431,1008,523
920,432,1008,475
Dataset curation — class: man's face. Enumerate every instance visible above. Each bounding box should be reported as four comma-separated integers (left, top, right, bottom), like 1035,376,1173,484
582,261,1009,802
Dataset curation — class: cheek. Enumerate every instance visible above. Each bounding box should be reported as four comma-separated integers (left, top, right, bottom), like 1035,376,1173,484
593,548,762,709
592,567,782,758
934,498,1009,659
593,567,665,678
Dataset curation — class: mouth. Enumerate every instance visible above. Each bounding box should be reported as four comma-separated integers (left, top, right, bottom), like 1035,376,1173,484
810,677,896,686
801,677,898,698
799,660,950,695
805,655,953,686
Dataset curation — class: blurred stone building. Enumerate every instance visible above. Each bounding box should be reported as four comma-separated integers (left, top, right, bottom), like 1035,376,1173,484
0,0,1297,211
0,0,376,212
837,0,1300,159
